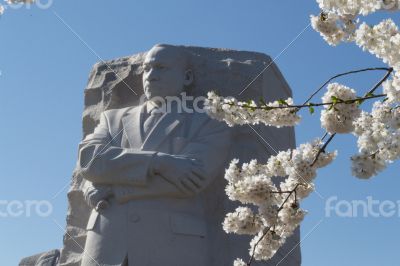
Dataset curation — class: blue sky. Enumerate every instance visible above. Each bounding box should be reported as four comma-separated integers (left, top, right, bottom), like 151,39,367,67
0,1,399,265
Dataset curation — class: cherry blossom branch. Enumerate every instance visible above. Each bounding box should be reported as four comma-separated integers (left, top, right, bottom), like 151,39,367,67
223,93,387,111
247,183,301,266
302,67,392,105
310,67,393,167
366,67,394,95
247,228,270,266
311,133,336,167
277,184,300,212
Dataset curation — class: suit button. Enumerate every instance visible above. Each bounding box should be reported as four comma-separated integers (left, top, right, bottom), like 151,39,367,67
129,213,140,223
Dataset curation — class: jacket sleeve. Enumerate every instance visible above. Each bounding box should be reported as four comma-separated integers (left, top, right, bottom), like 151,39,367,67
77,112,156,186
118,117,233,202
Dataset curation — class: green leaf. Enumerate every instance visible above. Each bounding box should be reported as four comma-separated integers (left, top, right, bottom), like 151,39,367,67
355,99,364,105
278,99,288,106
331,96,338,104
308,106,315,114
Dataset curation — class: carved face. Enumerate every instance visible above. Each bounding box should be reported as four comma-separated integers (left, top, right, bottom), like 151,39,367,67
142,45,193,100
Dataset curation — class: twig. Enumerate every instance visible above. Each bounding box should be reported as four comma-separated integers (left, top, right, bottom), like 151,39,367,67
224,94,387,111
247,184,300,265
310,133,336,167
302,67,392,105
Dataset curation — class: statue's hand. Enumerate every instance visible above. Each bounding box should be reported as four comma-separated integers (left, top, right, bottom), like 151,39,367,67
83,184,113,210
152,153,205,196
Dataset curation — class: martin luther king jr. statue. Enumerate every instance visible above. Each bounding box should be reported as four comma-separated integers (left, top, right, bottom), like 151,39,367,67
77,44,234,265
70,44,302,266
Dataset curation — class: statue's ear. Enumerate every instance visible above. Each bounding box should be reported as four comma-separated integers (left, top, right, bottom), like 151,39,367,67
183,69,194,86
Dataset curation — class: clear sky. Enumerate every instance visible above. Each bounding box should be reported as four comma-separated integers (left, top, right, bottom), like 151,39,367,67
0,1,399,265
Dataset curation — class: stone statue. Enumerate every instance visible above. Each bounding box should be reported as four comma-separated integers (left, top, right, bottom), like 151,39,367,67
78,44,234,265
20,44,301,266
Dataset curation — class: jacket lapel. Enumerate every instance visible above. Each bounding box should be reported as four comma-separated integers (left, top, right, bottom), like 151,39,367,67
141,112,187,151
121,105,145,149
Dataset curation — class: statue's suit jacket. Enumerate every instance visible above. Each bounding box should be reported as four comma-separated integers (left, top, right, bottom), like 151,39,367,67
77,103,234,266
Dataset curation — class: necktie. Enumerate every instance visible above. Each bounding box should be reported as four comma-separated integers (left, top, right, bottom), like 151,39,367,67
143,106,163,136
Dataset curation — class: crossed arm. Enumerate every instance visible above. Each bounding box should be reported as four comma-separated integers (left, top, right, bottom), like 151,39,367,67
77,112,232,202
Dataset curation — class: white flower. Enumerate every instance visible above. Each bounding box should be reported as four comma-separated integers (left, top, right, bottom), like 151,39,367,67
371,101,393,124
355,20,400,71
204,91,301,128
223,207,263,235
321,83,361,134
353,101,400,166
317,0,383,16
267,205,307,240
353,111,374,136
225,159,241,183
311,11,359,46
0,5,4,15
259,205,279,227
285,140,337,183
278,205,307,234
280,178,315,200
249,230,283,261
311,13,346,46
383,78,400,104
266,150,291,177
389,107,400,129
225,174,277,205
233,258,247,266
351,153,387,179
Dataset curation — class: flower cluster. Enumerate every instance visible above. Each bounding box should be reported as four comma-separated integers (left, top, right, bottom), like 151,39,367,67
355,19,400,72
320,83,361,134
204,91,301,128
223,207,263,235
316,0,386,16
233,258,247,266
383,77,400,103
224,140,336,263
312,1,400,76
310,13,357,45
310,0,400,181
351,101,400,178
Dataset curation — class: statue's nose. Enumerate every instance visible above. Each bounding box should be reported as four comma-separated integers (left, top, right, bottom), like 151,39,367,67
146,69,159,82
